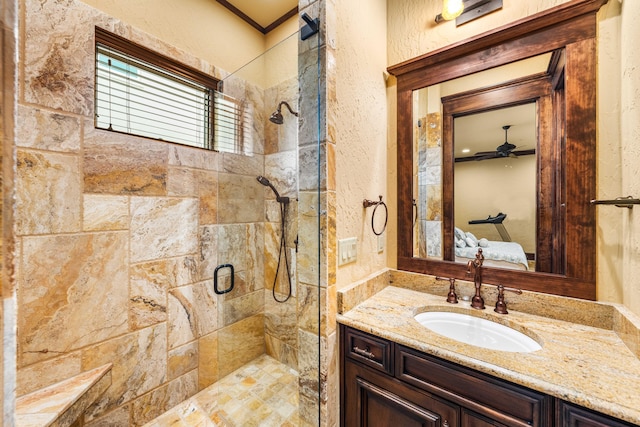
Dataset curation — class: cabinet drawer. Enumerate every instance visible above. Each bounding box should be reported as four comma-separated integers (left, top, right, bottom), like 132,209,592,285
344,327,393,375
397,345,552,427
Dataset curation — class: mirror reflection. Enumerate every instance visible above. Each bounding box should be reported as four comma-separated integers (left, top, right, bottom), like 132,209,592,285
453,105,536,271
412,53,555,272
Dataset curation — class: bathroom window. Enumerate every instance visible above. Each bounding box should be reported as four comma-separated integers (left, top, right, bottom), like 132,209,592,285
94,27,250,154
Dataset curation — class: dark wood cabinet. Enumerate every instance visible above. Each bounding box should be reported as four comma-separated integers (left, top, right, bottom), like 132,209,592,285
397,346,551,426
461,409,508,427
344,361,458,427
556,401,637,427
340,325,636,427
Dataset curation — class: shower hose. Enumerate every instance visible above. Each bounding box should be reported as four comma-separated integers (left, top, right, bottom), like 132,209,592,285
272,201,292,303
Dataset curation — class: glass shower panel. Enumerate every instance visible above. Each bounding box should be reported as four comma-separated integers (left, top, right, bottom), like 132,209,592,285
200,27,322,426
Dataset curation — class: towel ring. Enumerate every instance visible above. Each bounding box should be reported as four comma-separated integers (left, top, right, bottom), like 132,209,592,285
363,195,388,236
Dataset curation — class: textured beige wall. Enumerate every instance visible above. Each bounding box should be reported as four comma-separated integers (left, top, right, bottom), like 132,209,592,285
387,0,573,66
595,1,623,304
79,0,267,75
455,157,537,253
335,0,388,288
387,0,635,312
620,0,640,315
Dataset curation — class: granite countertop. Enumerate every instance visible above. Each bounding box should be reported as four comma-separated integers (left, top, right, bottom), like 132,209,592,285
337,285,640,425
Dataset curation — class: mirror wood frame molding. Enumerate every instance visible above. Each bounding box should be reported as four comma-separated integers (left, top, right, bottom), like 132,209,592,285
388,0,608,300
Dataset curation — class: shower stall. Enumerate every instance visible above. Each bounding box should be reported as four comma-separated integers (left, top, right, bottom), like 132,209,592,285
6,0,326,424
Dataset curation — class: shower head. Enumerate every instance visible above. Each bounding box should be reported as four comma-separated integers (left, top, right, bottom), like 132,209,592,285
269,111,284,125
257,175,289,204
269,101,299,125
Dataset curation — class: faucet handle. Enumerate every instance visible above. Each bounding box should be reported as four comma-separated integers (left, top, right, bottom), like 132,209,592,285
435,277,459,304
494,285,522,314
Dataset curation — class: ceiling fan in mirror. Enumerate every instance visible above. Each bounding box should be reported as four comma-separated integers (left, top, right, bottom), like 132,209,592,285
473,125,522,161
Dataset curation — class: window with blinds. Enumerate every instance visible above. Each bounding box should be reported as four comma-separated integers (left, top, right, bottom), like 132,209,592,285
95,28,250,154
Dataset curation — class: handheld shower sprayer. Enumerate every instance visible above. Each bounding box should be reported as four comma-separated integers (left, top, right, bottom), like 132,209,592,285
257,175,293,303
269,101,299,125
257,175,289,204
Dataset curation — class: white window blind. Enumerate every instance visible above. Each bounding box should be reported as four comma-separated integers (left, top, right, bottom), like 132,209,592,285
213,91,252,155
95,41,251,154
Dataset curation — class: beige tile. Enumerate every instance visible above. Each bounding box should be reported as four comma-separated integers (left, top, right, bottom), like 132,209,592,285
265,334,298,371
168,343,198,381
296,191,320,286
84,404,131,427
427,112,442,148
217,173,263,223
265,294,298,349
23,0,97,115
168,145,219,171
220,151,263,176
197,225,218,281
198,332,219,390
264,151,297,199
16,365,111,427
130,260,171,330
299,144,327,192
17,352,81,396
167,166,199,198
168,287,197,350
222,290,264,327
84,130,168,196
82,324,167,422
298,283,320,336
130,197,198,263
197,170,218,225
17,105,81,151
147,355,302,426
217,224,249,271
83,194,129,231
131,371,198,427
426,185,442,220
218,315,265,378
16,149,82,235
19,232,129,366
192,281,219,337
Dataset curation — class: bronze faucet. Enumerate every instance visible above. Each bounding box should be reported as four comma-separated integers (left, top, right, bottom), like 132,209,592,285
466,248,485,309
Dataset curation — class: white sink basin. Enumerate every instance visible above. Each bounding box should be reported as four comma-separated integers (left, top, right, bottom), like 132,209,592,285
414,311,541,353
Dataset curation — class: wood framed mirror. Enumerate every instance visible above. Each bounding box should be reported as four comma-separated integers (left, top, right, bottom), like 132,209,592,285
388,0,608,299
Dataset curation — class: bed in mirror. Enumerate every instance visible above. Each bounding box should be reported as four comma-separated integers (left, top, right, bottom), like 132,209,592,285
389,0,608,299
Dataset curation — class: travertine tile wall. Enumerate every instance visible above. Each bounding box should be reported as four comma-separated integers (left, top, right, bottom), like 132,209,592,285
14,0,301,425
2,0,18,424
297,0,337,425
414,112,442,259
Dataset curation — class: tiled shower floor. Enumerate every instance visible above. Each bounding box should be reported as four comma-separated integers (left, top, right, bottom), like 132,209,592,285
145,355,302,426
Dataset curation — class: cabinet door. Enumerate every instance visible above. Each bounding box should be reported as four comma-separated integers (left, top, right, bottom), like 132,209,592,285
461,408,507,427
557,401,637,427
344,360,458,427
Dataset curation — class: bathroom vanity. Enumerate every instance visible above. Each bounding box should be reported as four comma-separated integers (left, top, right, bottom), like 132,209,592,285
341,325,633,427
337,272,640,427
